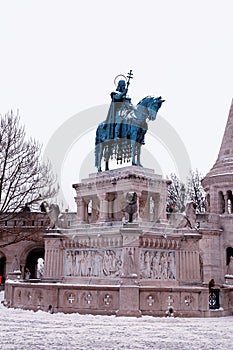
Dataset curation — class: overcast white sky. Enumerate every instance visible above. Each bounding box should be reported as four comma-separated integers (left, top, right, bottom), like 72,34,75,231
1,0,233,209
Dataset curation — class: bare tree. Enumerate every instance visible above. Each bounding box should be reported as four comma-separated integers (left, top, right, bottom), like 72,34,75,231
167,173,186,213
186,169,206,213
167,170,206,214
0,111,58,235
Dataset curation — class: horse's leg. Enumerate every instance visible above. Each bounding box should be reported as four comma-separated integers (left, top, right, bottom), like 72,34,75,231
97,143,103,172
131,139,136,166
136,145,142,166
130,126,138,166
105,144,110,171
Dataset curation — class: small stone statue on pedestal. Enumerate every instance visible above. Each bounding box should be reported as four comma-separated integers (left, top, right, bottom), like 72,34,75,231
11,255,20,272
124,192,137,223
227,256,233,275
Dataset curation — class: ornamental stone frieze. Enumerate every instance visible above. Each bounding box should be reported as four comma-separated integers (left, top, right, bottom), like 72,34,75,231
140,236,181,250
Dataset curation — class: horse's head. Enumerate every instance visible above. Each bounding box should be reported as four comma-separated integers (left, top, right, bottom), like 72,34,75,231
137,96,165,121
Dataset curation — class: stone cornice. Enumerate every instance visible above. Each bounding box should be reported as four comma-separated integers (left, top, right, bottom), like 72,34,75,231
202,172,233,188
72,166,169,191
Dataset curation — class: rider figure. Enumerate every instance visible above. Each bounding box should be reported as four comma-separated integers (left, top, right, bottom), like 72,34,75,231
104,79,131,140
112,80,130,139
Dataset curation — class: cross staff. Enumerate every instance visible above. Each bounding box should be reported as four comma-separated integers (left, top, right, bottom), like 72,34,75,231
126,69,133,90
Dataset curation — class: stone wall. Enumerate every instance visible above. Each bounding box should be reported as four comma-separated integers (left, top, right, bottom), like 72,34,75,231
0,212,49,281
6,280,228,317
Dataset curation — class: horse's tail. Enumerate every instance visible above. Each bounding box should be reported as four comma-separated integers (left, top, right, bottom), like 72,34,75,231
95,124,101,146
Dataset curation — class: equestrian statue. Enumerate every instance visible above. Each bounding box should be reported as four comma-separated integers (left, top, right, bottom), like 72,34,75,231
95,70,165,172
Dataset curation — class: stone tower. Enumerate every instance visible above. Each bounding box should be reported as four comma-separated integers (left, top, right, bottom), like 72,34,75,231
202,99,233,214
201,99,233,286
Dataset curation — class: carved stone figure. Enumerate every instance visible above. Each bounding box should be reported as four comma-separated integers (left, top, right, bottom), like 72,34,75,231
103,250,111,276
160,252,168,279
37,258,44,278
227,256,233,275
66,251,73,276
167,252,176,279
170,202,197,229
124,192,138,222
11,255,20,272
143,250,151,278
81,251,88,276
126,248,135,275
151,252,160,278
41,201,60,229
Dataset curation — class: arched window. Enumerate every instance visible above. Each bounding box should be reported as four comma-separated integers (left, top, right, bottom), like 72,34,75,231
25,248,44,279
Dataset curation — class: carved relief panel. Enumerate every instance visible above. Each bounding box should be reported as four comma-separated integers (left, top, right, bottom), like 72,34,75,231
140,249,176,280
65,249,123,278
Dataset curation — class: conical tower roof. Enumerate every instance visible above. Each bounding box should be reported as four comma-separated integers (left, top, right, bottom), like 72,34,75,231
203,99,233,186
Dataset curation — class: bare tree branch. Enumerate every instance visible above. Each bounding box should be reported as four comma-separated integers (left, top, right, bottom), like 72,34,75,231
0,111,58,233
186,169,206,212
167,173,186,212
167,170,206,213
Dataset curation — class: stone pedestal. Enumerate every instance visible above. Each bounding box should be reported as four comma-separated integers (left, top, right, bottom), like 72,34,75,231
225,275,233,285
115,223,142,316
4,164,221,317
72,166,170,225
43,231,64,281
120,223,142,277
7,271,22,281
117,280,141,317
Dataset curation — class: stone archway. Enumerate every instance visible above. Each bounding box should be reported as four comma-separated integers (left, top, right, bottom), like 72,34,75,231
0,252,6,284
25,248,45,279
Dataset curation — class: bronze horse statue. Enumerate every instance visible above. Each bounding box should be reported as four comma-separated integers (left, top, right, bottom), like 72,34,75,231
95,96,165,172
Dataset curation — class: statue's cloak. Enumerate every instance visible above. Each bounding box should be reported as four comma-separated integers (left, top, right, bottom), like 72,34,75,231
104,92,127,141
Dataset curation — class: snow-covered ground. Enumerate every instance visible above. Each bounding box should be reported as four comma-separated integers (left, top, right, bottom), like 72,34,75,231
1,291,233,350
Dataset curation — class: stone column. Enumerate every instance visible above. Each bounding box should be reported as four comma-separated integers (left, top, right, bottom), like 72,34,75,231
199,230,222,283
178,251,189,283
107,192,117,221
158,192,167,223
115,191,125,221
98,194,109,222
139,192,149,222
224,192,228,214
76,197,86,223
135,191,142,222
210,187,218,213
153,193,160,222
43,233,63,281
